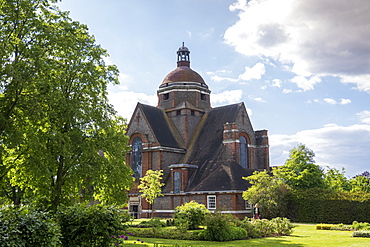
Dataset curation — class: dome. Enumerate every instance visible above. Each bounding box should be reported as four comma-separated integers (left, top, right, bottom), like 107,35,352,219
161,66,205,85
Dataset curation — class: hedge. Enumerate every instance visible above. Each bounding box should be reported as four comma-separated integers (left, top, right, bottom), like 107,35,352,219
286,189,370,224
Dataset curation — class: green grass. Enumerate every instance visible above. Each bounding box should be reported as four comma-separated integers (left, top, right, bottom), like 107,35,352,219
123,224,370,247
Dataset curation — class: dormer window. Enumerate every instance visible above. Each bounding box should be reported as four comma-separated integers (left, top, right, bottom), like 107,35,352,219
200,93,206,101
163,93,169,100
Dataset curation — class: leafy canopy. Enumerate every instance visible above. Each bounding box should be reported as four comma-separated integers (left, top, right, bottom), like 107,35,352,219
138,170,164,206
274,144,324,189
0,0,133,209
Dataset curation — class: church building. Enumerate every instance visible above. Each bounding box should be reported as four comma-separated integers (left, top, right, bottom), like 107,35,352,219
126,44,270,218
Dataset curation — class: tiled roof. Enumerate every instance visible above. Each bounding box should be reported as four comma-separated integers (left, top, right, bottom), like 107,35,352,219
184,103,253,191
139,103,181,149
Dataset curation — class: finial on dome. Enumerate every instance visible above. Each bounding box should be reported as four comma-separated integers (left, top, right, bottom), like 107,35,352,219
177,42,190,67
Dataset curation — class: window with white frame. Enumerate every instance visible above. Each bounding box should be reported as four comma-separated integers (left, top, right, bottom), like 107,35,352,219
207,195,216,210
245,200,252,210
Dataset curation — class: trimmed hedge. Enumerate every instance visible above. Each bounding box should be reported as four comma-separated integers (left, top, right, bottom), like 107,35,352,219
353,231,370,238
287,189,370,224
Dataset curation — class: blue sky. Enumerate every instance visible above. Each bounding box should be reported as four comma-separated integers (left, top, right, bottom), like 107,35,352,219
58,0,370,178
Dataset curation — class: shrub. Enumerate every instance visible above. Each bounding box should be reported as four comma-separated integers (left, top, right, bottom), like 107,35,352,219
316,224,335,230
270,217,295,235
57,204,129,247
199,213,247,241
128,227,200,240
352,221,370,231
0,205,61,246
352,231,370,238
174,201,210,230
137,218,166,228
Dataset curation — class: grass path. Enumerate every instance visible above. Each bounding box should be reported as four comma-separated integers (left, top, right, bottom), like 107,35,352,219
124,224,370,247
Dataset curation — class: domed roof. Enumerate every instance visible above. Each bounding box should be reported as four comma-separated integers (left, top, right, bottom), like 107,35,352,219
161,66,205,85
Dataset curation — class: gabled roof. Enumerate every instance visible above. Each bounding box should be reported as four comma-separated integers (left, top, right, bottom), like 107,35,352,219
184,103,242,165
184,103,254,191
138,103,182,149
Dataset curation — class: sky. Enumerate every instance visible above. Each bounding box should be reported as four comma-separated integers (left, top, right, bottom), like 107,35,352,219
57,0,370,178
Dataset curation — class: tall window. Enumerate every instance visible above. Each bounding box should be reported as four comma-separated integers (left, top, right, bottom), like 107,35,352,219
239,136,248,168
173,171,181,193
132,137,142,178
207,195,216,210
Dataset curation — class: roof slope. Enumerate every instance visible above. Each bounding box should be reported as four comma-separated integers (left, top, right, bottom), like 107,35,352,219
184,103,253,191
139,103,181,148
184,103,241,165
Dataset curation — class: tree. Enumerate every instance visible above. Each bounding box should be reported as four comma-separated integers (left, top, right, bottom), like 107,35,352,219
323,167,350,191
350,171,370,193
0,0,133,210
242,170,289,218
274,144,324,189
138,170,164,218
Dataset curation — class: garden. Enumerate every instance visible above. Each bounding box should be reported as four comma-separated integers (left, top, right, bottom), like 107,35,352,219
1,201,370,247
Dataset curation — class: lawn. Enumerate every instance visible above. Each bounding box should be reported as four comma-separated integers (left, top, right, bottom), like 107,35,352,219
123,224,370,247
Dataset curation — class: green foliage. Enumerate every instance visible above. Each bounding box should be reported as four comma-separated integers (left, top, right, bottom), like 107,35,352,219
174,201,210,230
56,203,129,247
0,0,133,209
237,217,294,238
352,231,370,238
138,170,164,217
350,175,370,193
200,212,247,241
274,144,325,189
0,205,61,246
287,188,370,223
351,221,370,231
243,170,289,218
323,167,351,191
128,227,201,240
137,218,166,228
316,224,336,230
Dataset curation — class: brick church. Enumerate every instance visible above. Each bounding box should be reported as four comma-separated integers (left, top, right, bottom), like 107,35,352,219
126,44,270,218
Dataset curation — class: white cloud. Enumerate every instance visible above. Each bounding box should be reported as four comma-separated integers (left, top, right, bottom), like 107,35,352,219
357,110,370,124
271,79,282,87
290,75,321,91
238,62,266,81
225,0,370,91
323,98,337,105
270,123,370,177
253,97,266,103
107,84,157,119
283,89,292,94
319,98,352,105
211,89,243,105
340,75,370,93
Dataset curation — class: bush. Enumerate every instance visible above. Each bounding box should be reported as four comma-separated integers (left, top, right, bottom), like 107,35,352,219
137,218,166,228
270,217,295,235
199,213,247,241
316,224,335,230
352,221,370,231
0,205,61,246
174,201,210,230
57,204,129,247
237,217,294,238
352,231,370,238
128,227,200,240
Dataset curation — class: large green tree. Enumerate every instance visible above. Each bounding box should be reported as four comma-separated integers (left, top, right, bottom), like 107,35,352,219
0,0,132,210
242,170,289,218
274,144,324,189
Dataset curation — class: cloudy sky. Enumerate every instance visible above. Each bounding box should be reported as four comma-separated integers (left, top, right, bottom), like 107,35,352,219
58,0,370,178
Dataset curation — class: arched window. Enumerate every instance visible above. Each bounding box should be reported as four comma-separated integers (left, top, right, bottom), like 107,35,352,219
132,137,142,178
239,136,248,169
